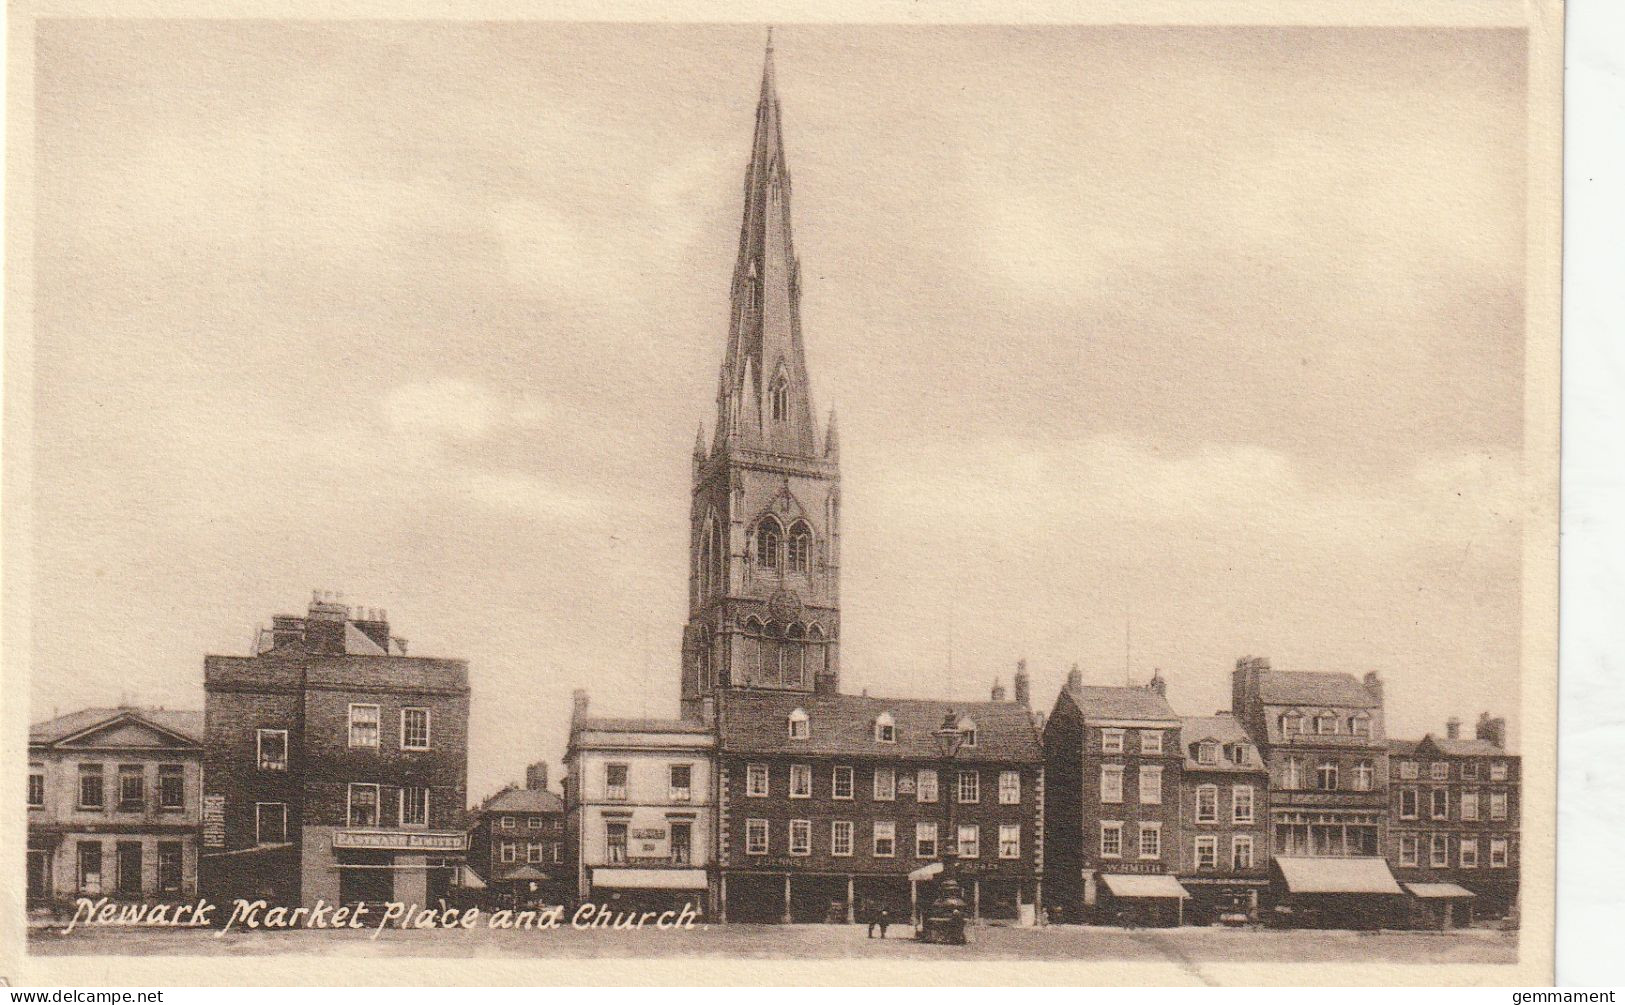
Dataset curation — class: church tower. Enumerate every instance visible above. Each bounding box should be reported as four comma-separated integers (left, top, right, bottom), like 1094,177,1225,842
681,34,841,719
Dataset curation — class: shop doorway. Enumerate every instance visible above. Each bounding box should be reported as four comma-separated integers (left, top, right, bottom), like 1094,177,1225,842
338,851,395,911
116,841,143,897
27,849,50,904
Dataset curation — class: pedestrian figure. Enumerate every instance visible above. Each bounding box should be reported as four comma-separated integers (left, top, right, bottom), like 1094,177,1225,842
875,905,892,939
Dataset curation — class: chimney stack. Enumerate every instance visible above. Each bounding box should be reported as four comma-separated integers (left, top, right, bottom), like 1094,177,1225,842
1147,668,1167,698
1065,663,1082,690
990,679,1007,702
572,689,590,722
1013,660,1031,706
1363,670,1384,707
1476,712,1507,748
1446,717,1462,740
525,761,549,791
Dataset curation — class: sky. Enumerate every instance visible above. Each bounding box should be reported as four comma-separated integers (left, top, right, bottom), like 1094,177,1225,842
28,22,1528,800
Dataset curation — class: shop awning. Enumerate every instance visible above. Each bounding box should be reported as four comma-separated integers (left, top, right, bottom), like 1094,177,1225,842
908,862,944,882
1101,873,1190,899
507,865,550,882
1405,882,1476,899
1275,856,1403,895
592,868,707,890
458,866,487,890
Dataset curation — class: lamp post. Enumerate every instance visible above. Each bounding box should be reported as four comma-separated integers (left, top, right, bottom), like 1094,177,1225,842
917,711,969,944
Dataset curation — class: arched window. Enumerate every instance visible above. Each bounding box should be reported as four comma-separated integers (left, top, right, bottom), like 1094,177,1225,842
958,716,978,748
699,516,717,597
771,373,790,421
875,712,896,744
787,708,809,740
787,521,813,573
755,518,781,569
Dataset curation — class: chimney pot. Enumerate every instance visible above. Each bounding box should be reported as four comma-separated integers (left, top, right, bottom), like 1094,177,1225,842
1446,717,1462,740
990,679,1007,702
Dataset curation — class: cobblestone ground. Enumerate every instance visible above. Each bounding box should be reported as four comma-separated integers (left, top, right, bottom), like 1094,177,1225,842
30,921,1517,966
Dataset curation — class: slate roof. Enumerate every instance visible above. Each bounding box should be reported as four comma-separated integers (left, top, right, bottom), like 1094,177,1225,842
1060,685,1180,723
717,690,1042,763
1180,714,1267,772
574,716,713,735
1255,670,1378,709
477,785,564,815
30,707,204,746
1424,735,1513,758
1387,738,1421,756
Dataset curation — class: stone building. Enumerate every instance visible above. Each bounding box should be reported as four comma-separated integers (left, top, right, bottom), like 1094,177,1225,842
1230,657,1403,928
564,693,715,917
27,707,203,914
1175,713,1270,923
1387,713,1520,925
201,594,470,911
1043,670,1189,925
713,682,1044,925
467,761,568,908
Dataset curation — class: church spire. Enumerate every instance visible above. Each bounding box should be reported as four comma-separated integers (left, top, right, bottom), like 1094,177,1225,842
715,31,817,458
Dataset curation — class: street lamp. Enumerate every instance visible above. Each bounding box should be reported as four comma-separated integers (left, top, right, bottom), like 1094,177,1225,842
917,711,969,944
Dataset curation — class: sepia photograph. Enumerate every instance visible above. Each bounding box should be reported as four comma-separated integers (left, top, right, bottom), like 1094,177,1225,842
2,0,1563,988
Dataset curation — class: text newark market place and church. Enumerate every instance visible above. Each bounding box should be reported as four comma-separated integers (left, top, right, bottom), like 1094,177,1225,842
25,37,1520,935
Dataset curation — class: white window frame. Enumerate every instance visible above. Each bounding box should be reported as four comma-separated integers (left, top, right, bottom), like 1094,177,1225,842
1353,760,1374,792
256,729,289,771
789,763,813,799
1490,761,1509,782
746,763,769,797
528,816,543,828
400,707,431,751
27,765,45,808
1399,760,1419,780
873,766,896,801
957,770,979,804
1431,787,1450,820
527,842,543,863
832,765,854,800
915,821,938,859
1490,838,1509,868
1429,761,1449,781
745,818,769,855
347,704,380,749
873,821,896,858
1138,822,1162,860
1232,784,1255,824
346,782,381,827
1399,787,1419,820
1462,790,1480,821
916,768,938,804
1197,742,1218,766
959,718,978,748
669,764,693,803
255,801,287,845
957,824,980,859
999,770,1021,805
500,841,518,863
1195,784,1218,823
1430,832,1450,868
500,815,515,829
399,785,430,828
787,709,809,740
1490,791,1509,821
1232,834,1255,870
1139,765,1163,805
604,762,629,801
1195,835,1218,869
1139,730,1164,754
1398,833,1419,867
999,823,1021,859
1101,729,1125,754
1463,761,1480,781
1460,838,1479,869
874,714,896,744
1100,820,1124,859
1101,764,1124,804
789,819,812,857
831,820,854,857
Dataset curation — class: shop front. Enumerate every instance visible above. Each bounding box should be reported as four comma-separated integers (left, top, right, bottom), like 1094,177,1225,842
1179,877,1267,926
1270,856,1404,930
304,827,467,913
1096,872,1190,927
1404,882,1476,930
590,866,709,919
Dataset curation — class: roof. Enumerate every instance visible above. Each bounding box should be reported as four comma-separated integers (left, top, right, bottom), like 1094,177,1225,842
1426,736,1511,757
1274,856,1402,895
1101,874,1190,899
30,707,204,746
1060,685,1179,723
1405,882,1476,899
1387,738,1420,756
717,690,1042,763
574,717,713,735
1180,715,1266,772
478,786,564,815
1255,671,1377,709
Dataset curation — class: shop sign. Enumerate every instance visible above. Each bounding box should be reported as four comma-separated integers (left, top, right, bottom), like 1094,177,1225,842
631,827,669,857
333,830,467,852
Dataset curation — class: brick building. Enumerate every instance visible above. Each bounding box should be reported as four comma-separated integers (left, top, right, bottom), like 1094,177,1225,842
1230,657,1403,928
1175,713,1270,923
201,595,470,911
27,708,203,914
467,761,568,908
564,694,715,917
714,681,1044,925
1043,670,1188,925
1387,713,1520,925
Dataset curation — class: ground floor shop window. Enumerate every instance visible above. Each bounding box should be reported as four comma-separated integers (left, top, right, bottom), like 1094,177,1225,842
77,841,102,893
116,841,142,896
337,851,393,908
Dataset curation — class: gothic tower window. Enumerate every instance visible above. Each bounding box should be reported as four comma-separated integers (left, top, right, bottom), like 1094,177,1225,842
771,372,790,422
787,521,812,573
756,517,781,569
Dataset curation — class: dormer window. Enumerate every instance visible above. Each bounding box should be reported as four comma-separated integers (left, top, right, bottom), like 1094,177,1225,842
788,708,809,740
875,712,896,744
1350,712,1371,737
1197,742,1218,766
958,717,977,748
771,374,790,422
1281,712,1303,736
1315,712,1338,735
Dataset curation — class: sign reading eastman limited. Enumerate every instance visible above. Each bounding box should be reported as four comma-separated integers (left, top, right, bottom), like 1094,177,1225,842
333,830,467,852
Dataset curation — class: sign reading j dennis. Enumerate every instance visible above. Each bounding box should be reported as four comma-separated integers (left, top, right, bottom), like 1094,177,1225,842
333,830,467,852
